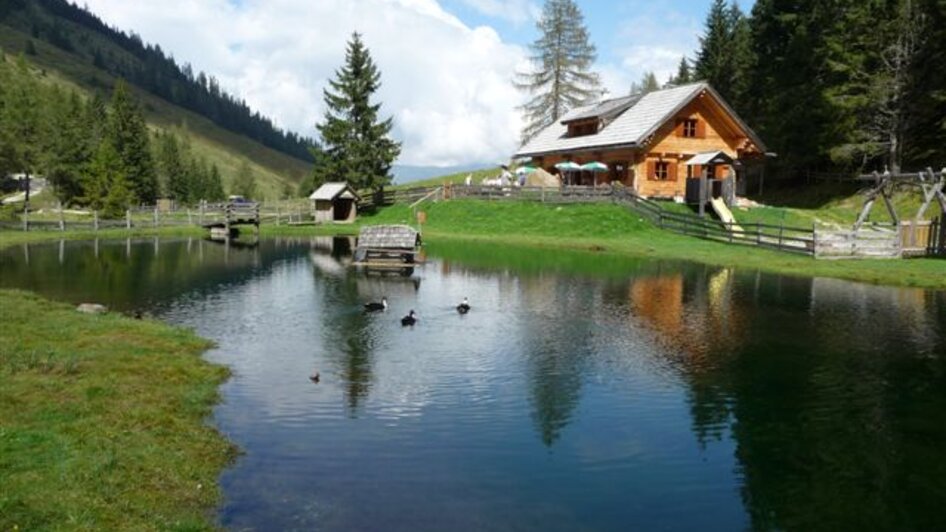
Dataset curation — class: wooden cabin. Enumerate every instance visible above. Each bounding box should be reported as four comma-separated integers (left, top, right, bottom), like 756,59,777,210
309,182,360,223
515,82,767,201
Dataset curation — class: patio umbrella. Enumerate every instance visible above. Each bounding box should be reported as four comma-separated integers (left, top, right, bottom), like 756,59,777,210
515,165,537,175
580,161,609,186
554,161,581,171
580,161,608,172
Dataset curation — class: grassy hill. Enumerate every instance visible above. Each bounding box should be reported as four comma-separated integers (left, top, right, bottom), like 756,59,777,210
0,25,312,201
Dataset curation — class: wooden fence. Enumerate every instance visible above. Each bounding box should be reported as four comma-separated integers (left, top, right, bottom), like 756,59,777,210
8,183,944,259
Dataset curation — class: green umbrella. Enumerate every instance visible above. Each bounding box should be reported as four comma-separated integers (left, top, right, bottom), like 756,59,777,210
581,161,609,172
515,165,537,175
554,161,581,171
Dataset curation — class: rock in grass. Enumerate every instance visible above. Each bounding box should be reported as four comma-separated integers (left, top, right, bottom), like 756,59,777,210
76,303,107,314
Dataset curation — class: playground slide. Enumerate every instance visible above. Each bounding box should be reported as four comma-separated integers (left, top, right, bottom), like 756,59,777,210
709,197,744,234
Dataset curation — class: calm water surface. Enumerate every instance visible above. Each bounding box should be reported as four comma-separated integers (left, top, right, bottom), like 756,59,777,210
2,237,945,531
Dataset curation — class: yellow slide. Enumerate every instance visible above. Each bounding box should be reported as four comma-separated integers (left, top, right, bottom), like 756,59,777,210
709,197,744,234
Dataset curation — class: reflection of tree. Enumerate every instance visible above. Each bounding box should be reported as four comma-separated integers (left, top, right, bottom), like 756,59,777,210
675,273,946,530
520,275,596,447
319,273,377,416
0,238,302,311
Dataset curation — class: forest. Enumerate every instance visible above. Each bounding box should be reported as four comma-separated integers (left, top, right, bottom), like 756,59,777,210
0,0,319,163
0,56,234,216
673,0,944,177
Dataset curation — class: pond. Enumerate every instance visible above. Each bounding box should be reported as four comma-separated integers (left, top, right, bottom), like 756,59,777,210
2,236,945,531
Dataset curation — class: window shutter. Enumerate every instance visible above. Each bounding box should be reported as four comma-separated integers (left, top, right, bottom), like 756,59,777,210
669,162,679,181
675,120,685,137
646,160,656,181
696,119,706,138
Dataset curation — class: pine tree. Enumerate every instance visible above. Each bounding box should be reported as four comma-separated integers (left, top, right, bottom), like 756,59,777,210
45,91,92,203
696,0,731,89
155,132,189,202
232,160,257,199
81,140,130,216
630,72,660,95
670,57,692,86
107,79,157,203
206,163,225,201
314,32,400,191
515,0,601,143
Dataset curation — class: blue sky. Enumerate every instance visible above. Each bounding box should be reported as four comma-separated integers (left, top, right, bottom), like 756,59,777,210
83,0,755,167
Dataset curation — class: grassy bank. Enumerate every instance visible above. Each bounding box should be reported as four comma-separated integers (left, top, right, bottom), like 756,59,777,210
0,290,235,530
358,200,945,289
2,199,943,288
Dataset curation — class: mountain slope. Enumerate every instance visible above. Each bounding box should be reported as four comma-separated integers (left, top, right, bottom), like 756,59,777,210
0,8,313,200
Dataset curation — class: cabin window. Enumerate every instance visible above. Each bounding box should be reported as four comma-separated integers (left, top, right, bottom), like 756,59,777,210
682,119,698,138
655,161,670,180
568,121,597,137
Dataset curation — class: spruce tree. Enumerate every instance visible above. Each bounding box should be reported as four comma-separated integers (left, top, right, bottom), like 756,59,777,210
232,160,257,199
515,0,601,143
206,163,225,201
107,79,157,203
314,32,400,191
696,0,734,95
155,132,189,202
630,72,660,95
671,57,692,85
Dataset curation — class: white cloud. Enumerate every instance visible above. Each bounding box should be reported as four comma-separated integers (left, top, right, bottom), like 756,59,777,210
597,6,702,97
459,0,540,25
82,0,528,167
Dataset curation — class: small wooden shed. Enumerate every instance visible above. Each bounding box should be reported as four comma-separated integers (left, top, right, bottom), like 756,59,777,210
309,182,360,223
354,225,422,265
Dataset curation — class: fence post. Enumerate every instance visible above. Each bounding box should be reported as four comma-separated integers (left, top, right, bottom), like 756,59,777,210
187,209,192,226
126,209,131,229
756,224,762,244
778,221,784,250
729,221,734,243
58,201,65,232
22,206,29,232
199,201,205,226
93,210,99,232
276,203,281,226
153,207,159,228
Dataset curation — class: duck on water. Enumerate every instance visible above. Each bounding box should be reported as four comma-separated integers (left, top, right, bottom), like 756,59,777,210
456,297,471,314
401,310,418,326
364,297,387,312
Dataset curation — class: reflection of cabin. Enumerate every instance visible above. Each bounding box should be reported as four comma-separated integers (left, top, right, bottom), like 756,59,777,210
515,82,767,200
354,225,421,266
309,182,360,223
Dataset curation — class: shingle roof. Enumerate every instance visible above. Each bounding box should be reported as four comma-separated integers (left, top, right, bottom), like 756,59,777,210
562,94,642,124
357,225,420,250
309,182,360,201
515,82,765,157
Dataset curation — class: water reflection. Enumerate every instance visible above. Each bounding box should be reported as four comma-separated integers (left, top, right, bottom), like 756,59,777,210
1,238,945,530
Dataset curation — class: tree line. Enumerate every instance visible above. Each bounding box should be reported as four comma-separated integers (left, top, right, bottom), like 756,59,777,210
518,0,944,177
0,54,237,217
0,0,320,163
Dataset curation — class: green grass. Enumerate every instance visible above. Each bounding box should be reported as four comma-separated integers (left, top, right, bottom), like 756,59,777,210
0,289,235,530
355,199,945,289
3,198,944,289
0,28,311,201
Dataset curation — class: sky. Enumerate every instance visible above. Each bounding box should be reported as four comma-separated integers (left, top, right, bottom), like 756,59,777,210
80,0,754,168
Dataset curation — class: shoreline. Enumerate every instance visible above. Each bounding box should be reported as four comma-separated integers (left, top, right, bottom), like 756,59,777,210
3,204,943,289
0,289,236,530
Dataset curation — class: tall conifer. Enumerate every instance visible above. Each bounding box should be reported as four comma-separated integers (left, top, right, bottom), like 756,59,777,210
314,32,400,191
515,0,601,143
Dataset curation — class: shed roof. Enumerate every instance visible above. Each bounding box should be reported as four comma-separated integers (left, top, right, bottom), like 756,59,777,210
309,182,360,201
515,82,767,157
357,225,420,250
686,151,734,166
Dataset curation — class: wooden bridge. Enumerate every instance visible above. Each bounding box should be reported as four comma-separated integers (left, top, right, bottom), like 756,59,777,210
203,202,260,238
